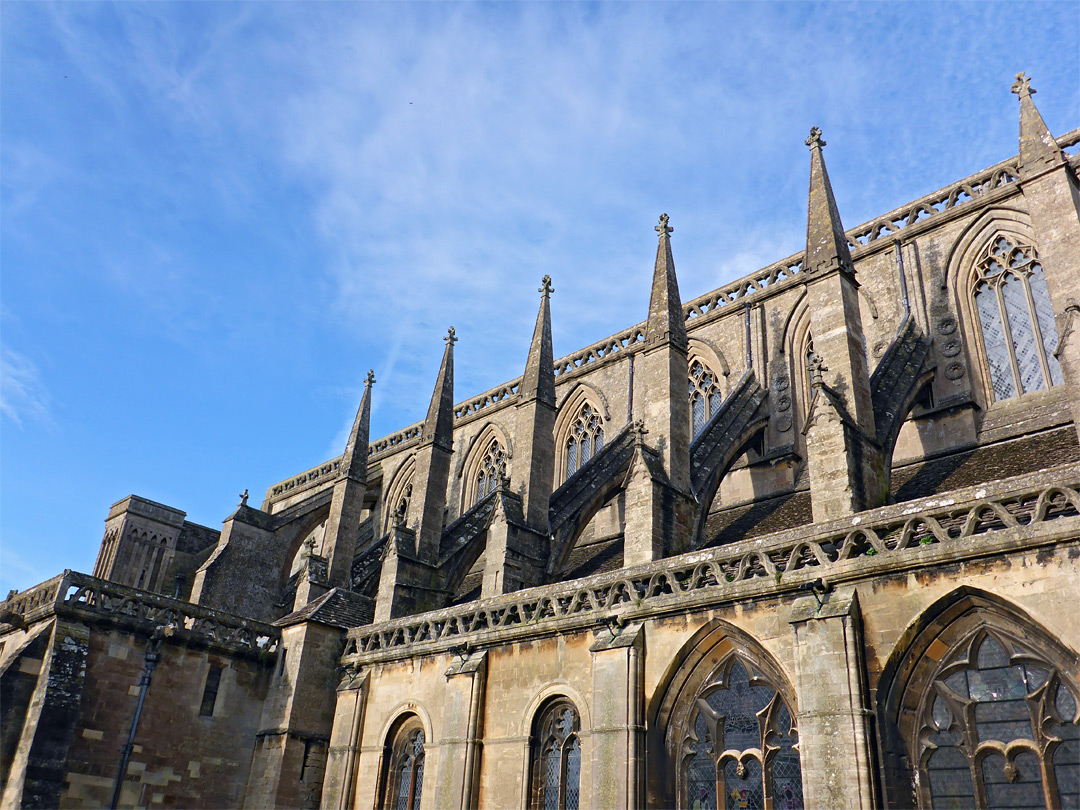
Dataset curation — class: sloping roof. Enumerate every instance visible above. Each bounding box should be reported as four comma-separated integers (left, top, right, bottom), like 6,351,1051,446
275,587,374,629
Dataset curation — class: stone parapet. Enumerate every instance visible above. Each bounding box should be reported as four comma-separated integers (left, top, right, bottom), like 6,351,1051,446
0,572,280,660
342,462,1080,665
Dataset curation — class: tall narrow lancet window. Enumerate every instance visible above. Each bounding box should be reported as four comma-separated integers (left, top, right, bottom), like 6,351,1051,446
914,630,1079,810
474,438,508,504
973,236,1063,402
689,360,724,439
565,403,603,480
530,699,581,810
681,657,803,810
382,719,425,810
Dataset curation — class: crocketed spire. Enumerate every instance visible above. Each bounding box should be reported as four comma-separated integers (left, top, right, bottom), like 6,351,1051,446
422,328,456,451
520,276,555,407
1012,72,1065,176
339,370,374,484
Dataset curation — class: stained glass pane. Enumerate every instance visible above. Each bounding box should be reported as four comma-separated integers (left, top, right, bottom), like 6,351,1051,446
1057,684,1079,722
1029,265,1064,386
926,744,975,808
709,392,722,420
395,764,411,810
543,746,560,810
976,284,1016,401
1054,723,1080,810
688,750,717,810
594,429,603,454
982,751,1044,810
770,706,803,810
411,758,424,810
565,737,581,810
567,439,578,477
722,758,763,810
580,435,592,466
1002,274,1046,394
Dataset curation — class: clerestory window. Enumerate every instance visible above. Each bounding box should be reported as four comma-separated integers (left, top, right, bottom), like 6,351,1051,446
529,699,582,810
682,656,803,810
916,630,1079,810
474,438,507,504
972,236,1063,403
565,404,604,480
689,360,724,439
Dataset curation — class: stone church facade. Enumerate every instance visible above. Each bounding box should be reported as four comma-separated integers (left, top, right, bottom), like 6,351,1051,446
2,76,1079,810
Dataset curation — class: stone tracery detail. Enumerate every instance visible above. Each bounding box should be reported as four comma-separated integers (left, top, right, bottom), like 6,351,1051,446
972,235,1063,402
915,630,1079,810
565,403,604,479
681,656,803,810
529,698,581,810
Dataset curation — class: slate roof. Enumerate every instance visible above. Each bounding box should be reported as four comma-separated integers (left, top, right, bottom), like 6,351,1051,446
275,587,375,629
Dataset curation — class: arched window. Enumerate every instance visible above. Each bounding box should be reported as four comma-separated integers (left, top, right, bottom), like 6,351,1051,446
565,404,604,479
915,630,1078,809
381,718,425,810
689,360,724,439
530,698,582,810
682,656,803,810
474,438,507,504
972,236,1063,403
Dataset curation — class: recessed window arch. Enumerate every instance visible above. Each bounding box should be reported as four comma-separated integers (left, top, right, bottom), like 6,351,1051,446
382,457,416,533
459,423,512,510
687,340,730,440
529,697,582,810
971,235,1063,403
380,715,426,810
680,654,803,810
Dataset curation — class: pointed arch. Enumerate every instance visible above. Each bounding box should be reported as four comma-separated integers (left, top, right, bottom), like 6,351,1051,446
459,422,511,510
383,455,417,533
650,619,801,810
687,338,731,440
554,383,610,484
876,587,1080,810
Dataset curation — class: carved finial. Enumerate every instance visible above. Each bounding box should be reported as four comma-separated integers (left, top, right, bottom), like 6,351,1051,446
1011,72,1034,98
805,126,825,149
808,352,828,390
630,419,649,443
239,489,249,507
303,536,317,554
495,466,510,491
394,501,408,527
539,275,554,297
655,213,673,237
365,369,376,387
445,326,457,346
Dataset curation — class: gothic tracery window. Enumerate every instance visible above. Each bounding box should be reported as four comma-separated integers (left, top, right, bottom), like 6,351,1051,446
689,360,724,439
382,719,425,810
682,657,803,810
565,403,603,480
972,236,1063,403
530,699,582,810
915,630,1079,810
474,438,507,504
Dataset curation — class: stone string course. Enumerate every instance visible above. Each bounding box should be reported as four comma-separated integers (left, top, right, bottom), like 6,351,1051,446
341,463,1080,663
266,129,1080,502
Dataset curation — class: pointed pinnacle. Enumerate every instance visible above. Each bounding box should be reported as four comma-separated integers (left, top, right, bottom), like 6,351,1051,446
423,330,455,449
340,369,374,483
805,126,854,275
521,276,555,406
645,213,687,349
1013,72,1064,175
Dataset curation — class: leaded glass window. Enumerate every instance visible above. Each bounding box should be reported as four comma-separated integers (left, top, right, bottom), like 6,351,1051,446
972,236,1063,403
474,438,507,504
530,699,581,810
565,403,604,480
689,360,724,439
681,657,803,810
382,721,425,810
916,631,1079,809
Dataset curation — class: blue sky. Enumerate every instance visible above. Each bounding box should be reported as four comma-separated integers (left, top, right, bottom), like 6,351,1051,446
2,2,1077,594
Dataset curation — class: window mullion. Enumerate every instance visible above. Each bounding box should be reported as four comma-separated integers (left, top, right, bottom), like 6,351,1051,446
1021,273,1055,392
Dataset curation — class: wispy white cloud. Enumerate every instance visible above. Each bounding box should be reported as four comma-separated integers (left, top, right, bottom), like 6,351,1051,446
0,347,51,428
